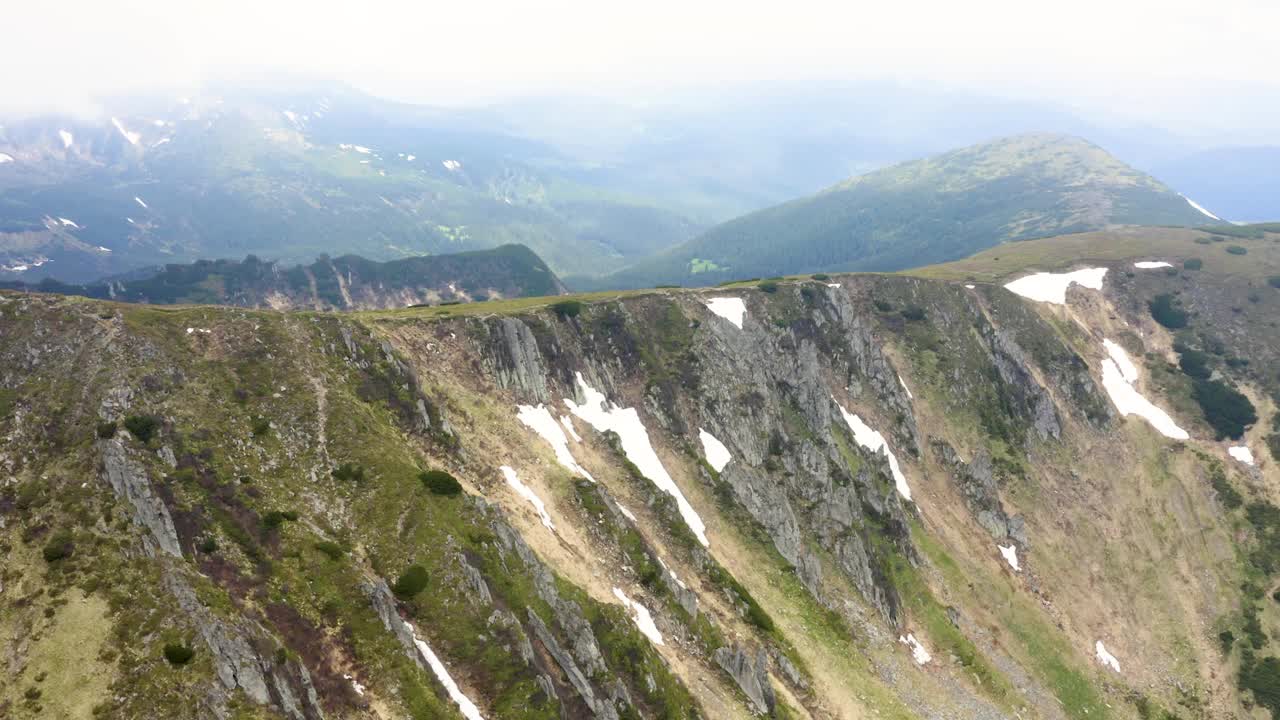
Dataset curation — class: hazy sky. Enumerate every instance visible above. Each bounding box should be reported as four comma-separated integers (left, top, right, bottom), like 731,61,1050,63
7,0,1280,137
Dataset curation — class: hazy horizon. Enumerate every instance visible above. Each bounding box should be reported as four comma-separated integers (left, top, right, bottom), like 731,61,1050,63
6,0,1279,145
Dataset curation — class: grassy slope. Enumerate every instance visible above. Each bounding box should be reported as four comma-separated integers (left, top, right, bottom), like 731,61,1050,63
587,134,1215,289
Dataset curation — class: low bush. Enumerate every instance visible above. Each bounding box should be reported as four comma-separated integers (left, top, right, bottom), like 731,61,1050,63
1183,258,1203,270
123,414,161,443
873,299,893,312
198,537,218,553
1192,378,1257,439
42,530,73,562
1178,348,1213,379
1269,276,1280,289
900,306,926,321
332,463,365,483
757,280,779,293
250,416,271,437
420,469,462,495
392,564,430,598
1226,245,1248,255
314,541,346,560
263,510,299,529
1149,294,1189,329
551,300,583,319
163,643,194,665
811,273,830,281
96,421,117,439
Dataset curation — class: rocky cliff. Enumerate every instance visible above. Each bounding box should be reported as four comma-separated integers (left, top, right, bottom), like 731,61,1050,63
1,248,1276,719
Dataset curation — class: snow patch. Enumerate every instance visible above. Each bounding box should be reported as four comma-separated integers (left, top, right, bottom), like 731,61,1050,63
899,634,931,664
559,415,581,442
442,159,462,171
342,674,366,696
134,196,148,209
836,402,911,501
998,544,1020,571
186,327,211,335
500,466,554,531
1100,340,1189,440
410,627,485,719
0,153,12,164
612,588,663,645
617,504,637,521
1229,445,1255,466
57,217,80,229
59,130,73,148
1003,267,1107,305
827,283,841,288
897,373,913,399
516,404,594,481
1181,194,1221,221
705,297,745,328
698,428,732,472
965,283,975,289
1095,641,1121,673
1134,261,1172,269
96,246,111,253
1102,339,1139,384
406,154,416,161
565,373,709,546
111,117,140,145
282,110,298,124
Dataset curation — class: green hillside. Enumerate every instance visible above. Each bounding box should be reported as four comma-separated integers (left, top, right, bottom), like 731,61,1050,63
1,243,564,309
591,133,1219,288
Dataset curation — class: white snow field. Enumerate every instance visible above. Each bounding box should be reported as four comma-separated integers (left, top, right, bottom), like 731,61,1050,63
500,466,555,531
1229,446,1255,466
1133,261,1172,269
565,373,709,546
698,429,732,472
998,544,1020,571
899,634,931,664
1181,194,1221,221
612,587,664,645
1095,641,1121,673
516,404,594,481
836,402,912,501
1100,340,1189,440
409,624,485,719
1003,268,1107,305
705,297,746,329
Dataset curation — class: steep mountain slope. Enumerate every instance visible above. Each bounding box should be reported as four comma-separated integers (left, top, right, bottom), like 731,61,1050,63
0,87,702,282
2,230,1278,719
591,134,1219,289
0,243,565,310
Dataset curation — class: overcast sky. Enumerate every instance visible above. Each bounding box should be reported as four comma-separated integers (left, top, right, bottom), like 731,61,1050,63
7,0,1279,139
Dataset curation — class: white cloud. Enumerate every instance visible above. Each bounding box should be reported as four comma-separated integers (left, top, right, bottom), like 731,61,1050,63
1,0,1277,135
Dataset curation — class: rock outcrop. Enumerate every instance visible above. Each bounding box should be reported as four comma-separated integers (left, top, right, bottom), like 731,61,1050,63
99,437,182,558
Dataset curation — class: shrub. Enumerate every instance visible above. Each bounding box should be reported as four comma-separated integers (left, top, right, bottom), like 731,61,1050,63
900,306,926,321
250,416,271,437
314,541,346,560
420,469,462,496
1149,294,1188,329
1178,348,1213,379
873,299,893,312
1183,258,1203,270
392,565,430,598
163,643,194,665
96,421,117,439
332,463,365,483
1220,629,1236,654
1226,245,1248,255
263,510,299,529
757,281,779,293
1192,378,1257,439
197,537,218,553
1269,276,1280,289
123,414,160,443
811,273,830,281
551,300,582,319
42,530,73,562
1194,237,1212,245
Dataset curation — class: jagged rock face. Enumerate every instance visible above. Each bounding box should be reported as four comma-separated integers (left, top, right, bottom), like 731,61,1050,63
713,644,776,715
100,437,182,558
